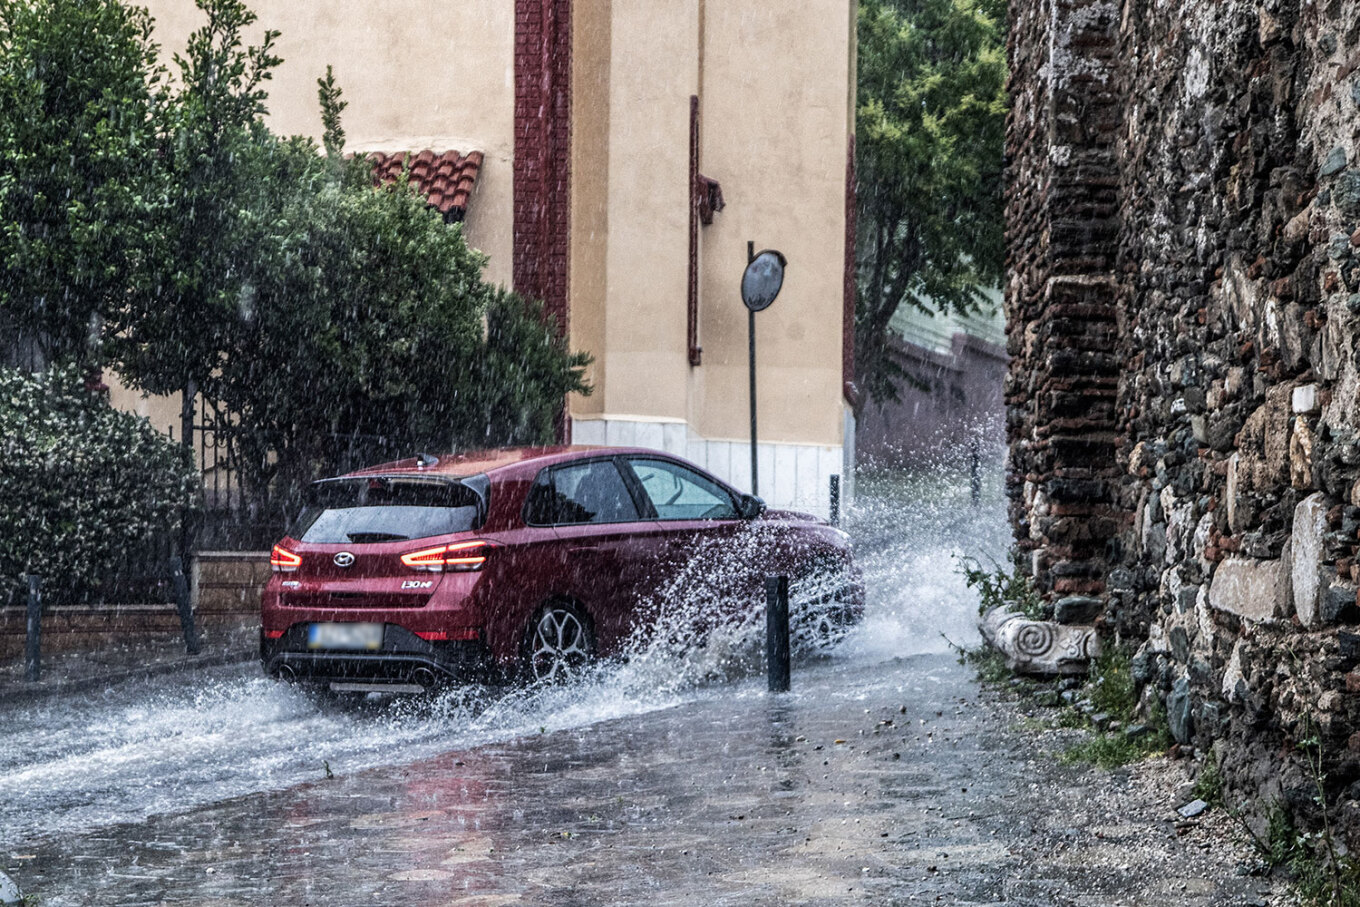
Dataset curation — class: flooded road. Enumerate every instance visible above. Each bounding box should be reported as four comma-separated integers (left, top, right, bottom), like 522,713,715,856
1,462,1025,902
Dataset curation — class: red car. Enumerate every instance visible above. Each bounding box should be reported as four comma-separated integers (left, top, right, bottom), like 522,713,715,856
260,446,863,690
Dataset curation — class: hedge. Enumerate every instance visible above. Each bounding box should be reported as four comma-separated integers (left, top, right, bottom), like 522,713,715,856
0,365,202,606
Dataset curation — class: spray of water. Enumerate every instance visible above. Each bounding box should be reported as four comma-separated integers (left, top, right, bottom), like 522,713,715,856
0,449,1007,850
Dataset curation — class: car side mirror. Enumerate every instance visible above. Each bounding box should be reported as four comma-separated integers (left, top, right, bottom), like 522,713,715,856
737,493,766,520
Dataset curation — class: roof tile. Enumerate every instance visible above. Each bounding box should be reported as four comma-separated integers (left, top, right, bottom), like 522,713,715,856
366,149,484,221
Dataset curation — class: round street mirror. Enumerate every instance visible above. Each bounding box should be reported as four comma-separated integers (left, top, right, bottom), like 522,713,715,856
741,250,787,312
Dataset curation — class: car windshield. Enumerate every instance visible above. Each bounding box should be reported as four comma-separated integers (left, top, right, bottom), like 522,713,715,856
288,475,488,543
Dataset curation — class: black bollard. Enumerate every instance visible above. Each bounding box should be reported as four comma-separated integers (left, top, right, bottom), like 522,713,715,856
969,437,982,507
766,575,790,693
829,474,841,527
24,574,42,682
169,556,200,655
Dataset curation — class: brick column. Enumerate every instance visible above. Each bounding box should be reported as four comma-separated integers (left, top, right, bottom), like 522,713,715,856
1004,0,1123,600
514,0,572,335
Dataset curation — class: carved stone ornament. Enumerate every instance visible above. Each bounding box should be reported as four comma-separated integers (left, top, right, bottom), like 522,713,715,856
978,606,1101,676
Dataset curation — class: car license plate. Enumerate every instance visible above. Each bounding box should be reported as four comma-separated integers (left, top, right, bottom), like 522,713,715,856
308,622,383,650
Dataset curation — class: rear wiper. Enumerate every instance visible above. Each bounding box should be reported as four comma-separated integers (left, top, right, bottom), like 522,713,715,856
347,532,409,542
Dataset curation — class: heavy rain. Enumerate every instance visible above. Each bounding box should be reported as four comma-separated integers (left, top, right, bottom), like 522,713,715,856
0,457,1007,857
4,0,1325,902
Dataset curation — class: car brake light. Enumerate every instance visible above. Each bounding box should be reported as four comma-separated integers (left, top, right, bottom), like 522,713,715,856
270,545,302,572
401,540,496,573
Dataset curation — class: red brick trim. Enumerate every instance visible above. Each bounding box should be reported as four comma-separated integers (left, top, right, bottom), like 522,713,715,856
688,95,702,367
843,133,858,405
513,0,572,337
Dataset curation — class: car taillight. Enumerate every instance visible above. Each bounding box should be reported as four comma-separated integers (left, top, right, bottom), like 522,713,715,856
401,540,496,573
270,545,302,573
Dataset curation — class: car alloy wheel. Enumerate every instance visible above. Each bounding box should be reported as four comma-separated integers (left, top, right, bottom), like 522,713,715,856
527,606,594,683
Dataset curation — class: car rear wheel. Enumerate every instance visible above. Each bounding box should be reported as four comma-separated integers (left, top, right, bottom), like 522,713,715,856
524,603,595,684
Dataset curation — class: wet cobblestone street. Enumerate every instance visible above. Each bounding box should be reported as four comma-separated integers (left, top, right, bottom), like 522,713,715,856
8,652,1288,906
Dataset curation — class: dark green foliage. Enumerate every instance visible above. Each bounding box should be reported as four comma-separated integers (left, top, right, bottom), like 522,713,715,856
214,155,588,519
1192,753,1223,806
0,365,200,604
956,642,1011,683
476,289,592,447
0,0,164,367
113,0,282,398
1256,801,1360,907
0,0,593,530
317,65,347,164
1086,644,1138,719
854,0,1007,414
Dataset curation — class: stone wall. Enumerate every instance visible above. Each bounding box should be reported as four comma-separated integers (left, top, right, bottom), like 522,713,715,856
1007,0,1360,840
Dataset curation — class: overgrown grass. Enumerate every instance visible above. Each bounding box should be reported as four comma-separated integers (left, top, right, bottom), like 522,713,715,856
1251,803,1360,907
1060,646,1173,769
1086,644,1138,718
954,641,1012,684
1192,751,1223,807
1061,732,1164,770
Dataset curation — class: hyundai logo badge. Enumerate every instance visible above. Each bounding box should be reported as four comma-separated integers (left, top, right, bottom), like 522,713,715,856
333,552,355,568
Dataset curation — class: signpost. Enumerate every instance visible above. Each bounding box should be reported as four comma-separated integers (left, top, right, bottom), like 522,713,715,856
741,243,786,497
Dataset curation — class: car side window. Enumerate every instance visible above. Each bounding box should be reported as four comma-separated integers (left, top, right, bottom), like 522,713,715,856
627,458,737,521
524,460,641,526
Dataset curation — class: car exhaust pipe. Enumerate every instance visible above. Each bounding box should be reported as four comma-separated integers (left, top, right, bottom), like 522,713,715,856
275,663,298,683
411,666,438,690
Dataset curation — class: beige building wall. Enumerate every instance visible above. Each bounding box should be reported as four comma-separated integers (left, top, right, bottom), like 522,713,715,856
125,0,854,516
141,0,516,287
117,0,519,471
569,0,856,515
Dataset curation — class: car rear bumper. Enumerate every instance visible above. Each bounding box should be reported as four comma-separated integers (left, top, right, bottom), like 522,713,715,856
260,624,500,687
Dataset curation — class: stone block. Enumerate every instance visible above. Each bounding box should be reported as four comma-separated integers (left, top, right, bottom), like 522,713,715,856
1222,641,1247,702
1291,418,1315,488
1053,595,1102,624
1168,675,1193,744
1208,556,1292,622
1227,452,1241,531
1345,670,1360,694
977,606,1099,676
1292,493,1329,626
1169,624,1190,662
1320,580,1358,625
1293,383,1319,414
1321,147,1349,178
1337,171,1360,219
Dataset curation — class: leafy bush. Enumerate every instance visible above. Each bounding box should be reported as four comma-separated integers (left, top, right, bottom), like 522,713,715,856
0,365,201,605
958,554,1046,618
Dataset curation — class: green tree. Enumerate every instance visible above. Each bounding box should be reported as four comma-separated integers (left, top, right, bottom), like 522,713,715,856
854,0,1007,415
3,0,591,538
211,98,589,523
112,0,282,400
0,0,164,367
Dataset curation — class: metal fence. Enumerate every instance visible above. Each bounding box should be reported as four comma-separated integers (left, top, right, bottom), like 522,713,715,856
191,396,407,551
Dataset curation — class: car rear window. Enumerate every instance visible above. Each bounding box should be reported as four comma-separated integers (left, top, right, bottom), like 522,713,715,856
289,475,488,543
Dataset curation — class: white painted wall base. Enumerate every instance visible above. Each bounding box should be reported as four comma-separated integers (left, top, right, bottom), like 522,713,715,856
571,416,848,520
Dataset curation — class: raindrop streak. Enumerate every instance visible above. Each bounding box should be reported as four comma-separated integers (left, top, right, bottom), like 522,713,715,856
0,448,1006,850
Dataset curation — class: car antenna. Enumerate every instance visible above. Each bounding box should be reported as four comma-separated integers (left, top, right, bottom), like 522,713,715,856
416,452,439,469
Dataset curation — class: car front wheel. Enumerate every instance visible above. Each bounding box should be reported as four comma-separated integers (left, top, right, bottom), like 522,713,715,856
524,603,595,684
